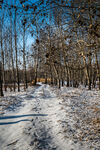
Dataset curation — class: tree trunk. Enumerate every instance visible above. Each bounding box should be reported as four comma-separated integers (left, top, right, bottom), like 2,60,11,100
0,62,4,96
23,21,27,90
14,4,20,92
10,12,16,92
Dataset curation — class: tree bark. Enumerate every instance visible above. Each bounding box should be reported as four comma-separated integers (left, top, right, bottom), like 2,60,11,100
14,4,20,92
0,62,4,96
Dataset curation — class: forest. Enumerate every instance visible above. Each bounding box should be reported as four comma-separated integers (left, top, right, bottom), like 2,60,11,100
0,0,100,97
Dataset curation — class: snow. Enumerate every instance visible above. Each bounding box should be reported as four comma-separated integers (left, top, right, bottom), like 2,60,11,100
0,84,100,150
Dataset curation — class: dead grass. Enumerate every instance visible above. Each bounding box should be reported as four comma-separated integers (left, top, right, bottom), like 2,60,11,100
92,118,100,124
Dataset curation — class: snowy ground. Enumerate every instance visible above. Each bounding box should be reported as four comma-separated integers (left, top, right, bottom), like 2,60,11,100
0,84,100,150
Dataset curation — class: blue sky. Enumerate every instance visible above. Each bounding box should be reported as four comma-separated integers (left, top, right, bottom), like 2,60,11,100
1,0,39,46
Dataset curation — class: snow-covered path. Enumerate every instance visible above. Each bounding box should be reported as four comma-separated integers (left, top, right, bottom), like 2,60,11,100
0,84,76,150
0,84,100,150
0,84,61,150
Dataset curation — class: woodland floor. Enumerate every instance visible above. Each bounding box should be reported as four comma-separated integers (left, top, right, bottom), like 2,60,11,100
0,83,100,150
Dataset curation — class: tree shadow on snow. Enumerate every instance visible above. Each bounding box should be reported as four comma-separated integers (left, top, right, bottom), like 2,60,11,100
0,114,48,125
0,119,31,125
0,114,48,120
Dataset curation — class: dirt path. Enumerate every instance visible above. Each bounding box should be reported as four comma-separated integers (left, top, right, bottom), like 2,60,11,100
0,85,60,150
